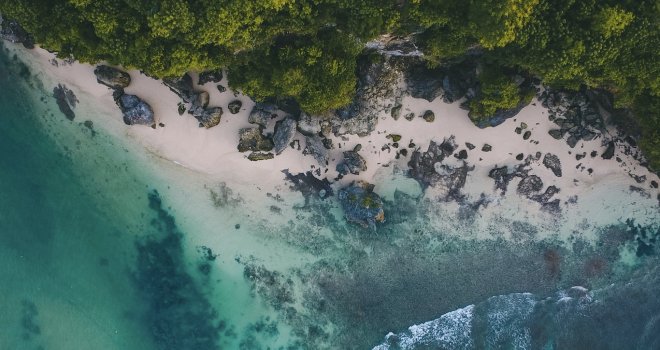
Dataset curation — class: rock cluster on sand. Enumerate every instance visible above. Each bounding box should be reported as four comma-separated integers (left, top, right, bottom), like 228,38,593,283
237,127,273,153
94,65,131,89
542,153,562,177
164,73,223,128
92,65,154,126
338,182,385,229
540,89,606,148
249,103,279,127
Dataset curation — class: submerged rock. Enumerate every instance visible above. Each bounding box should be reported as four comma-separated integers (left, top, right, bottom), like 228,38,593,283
336,151,367,175
94,65,131,89
282,170,333,201
52,84,77,121
237,127,273,153
117,94,154,126
273,117,297,155
338,182,385,229
517,175,544,196
542,153,562,177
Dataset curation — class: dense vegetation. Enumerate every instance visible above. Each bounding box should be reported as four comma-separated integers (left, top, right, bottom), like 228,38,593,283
1,0,658,168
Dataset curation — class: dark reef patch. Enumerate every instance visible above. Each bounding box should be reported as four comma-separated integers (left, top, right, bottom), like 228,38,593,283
132,190,222,350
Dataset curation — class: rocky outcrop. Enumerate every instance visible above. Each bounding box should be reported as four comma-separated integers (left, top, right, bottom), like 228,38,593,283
338,182,385,229
336,150,367,175
0,17,34,48
249,103,278,127
198,70,222,85
542,153,562,177
163,73,196,103
196,107,223,128
304,136,329,166
273,117,297,155
52,84,77,121
282,170,333,201
94,65,131,89
297,112,322,136
404,58,478,103
164,73,224,128
237,127,273,153
116,94,154,126
540,89,606,148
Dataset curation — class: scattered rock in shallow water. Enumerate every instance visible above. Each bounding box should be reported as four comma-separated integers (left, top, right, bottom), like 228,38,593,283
336,151,367,175
228,100,242,114
247,152,274,161
601,141,615,160
304,136,329,166
94,65,131,89
422,110,435,122
198,70,223,85
53,84,77,121
409,137,473,199
117,94,154,126
297,112,322,136
482,144,492,152
338,182,384,229
282,170,333,201
272,117,297,155
237,127,273,152
543,153,562,177
195,107,222,129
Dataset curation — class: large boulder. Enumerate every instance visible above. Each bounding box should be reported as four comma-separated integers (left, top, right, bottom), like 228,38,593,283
304,136,329,166
195,107,222,129
249,103,278,127
336,151,367,175
273,117,297,155
338,182,385,229
237,127,273,153
163,73,196,103
297,112,322,136
542,153,562,177
94,65,131,89
117,94,154,126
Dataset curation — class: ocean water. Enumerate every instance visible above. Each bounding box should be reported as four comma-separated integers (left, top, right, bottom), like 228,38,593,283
1,42,659,350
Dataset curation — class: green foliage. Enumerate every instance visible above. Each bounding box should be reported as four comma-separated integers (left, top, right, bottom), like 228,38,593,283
632,93,660,171
467,65,528,123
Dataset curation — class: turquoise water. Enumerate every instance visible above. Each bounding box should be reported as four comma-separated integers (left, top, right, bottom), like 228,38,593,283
1,43,659,350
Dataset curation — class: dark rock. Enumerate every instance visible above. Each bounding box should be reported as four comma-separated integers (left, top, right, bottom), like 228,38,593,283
297,112,322,136
249,103,278,127
566,135,579,148
52,84,77,121
0,18,34,48
177,102,186,115
353,144,362,152
590,150,598,158
194,91,210,109
304,136,329,165
228,100,242,114
515,127,522,135
456,150,468,160
543,153,562,177
195,107,222,129
237,127,273,152
282,170,333,201
517,175,544,196
336,151,367,175
408,137,474,196
489,166,512,193
404,112,415,121
651,181,658,189
198,70,223,85
163,73,195,103
391,104,402,120
247,152,274,161
523,130,531,140
516,153,524,161
601,141,615,160
482,144,492,152
338,182,385,229
273,117,297,155
548,129,564,140
465,142,475,150
217,85,226,93
422,110,435,122
117,94,154,126
94,65,131,89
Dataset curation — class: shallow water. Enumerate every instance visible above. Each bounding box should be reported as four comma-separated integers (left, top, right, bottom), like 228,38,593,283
1,43,659,350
